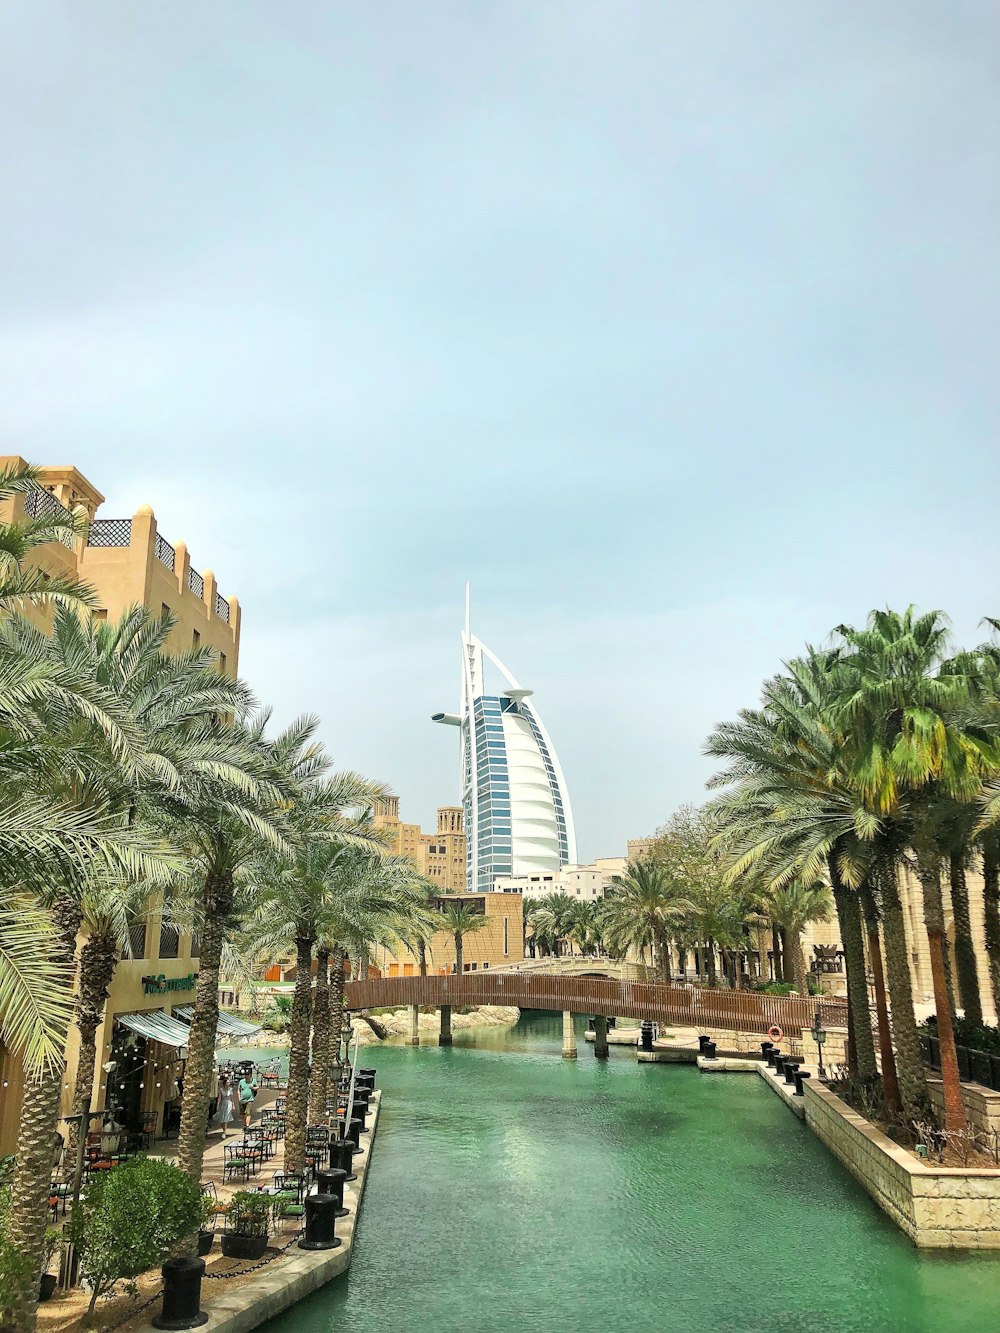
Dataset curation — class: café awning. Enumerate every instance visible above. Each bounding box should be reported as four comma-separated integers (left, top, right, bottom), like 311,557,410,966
116,1010,192,1049
174,1007,262,1038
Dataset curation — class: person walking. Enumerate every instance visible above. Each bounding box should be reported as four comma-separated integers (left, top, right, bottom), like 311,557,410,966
237,1072,258,1129
213,1073,236,1138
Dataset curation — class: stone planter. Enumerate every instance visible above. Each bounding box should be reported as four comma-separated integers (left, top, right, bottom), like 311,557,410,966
803,1079,1000,1248
220,1232,268,1260
38,1274,58,1302
197,1230,215,1257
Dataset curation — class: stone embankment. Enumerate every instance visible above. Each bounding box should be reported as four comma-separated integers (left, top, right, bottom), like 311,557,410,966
240,1005,519,1049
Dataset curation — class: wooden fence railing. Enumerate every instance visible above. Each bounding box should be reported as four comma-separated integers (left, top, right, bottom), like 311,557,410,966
344,973,847,1038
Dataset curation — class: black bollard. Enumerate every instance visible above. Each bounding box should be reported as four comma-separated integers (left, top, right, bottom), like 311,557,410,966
773,1054,786,1077
346,1117,365,1150
316,1166,350,1217
359,1068,377,1086
697,1034,710,1053
298,1193,342,1251
766,1047,778,1068
784,1060,799,1086
703,1041,717,1060
152,1256,208,1330
794,1070,811,1097
760,1041,773,1061
328,1137,357,1182
640,1021,654,1053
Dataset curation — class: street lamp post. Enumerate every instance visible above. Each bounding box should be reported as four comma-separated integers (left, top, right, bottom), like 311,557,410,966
809,1009,828,1079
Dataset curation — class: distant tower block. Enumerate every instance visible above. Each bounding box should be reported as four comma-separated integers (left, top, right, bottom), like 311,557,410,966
432,590,576,892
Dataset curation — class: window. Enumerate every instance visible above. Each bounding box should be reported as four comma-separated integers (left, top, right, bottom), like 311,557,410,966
503,917,509,953
92,608,107,621
190,931,201,959
219,653,227,674
161,603,170,619
158,922,179,959
192,629,200,648
122,919,147,959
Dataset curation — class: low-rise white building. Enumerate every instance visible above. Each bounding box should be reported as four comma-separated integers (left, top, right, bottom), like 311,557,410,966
493,856,626,902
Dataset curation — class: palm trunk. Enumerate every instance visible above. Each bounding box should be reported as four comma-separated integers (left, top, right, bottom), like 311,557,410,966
284,935,315,1173
858,880,900,1116
8,892,80,1333
454,931,463,975
949,852,983,1027
329,946,346,1067
791,933,808,995
705,938,717,986
880,865,932,1124
771,925,783,982
917,848,967,1131
417,937,427,978
177,869,233,1199
72,929,120,1124
829,863,877,1081
656,933,671,984
983,840,1000,1018
307,948,330,1125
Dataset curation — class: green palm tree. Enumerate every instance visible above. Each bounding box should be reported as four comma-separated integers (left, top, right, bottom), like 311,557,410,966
763,879,830,994
834,608,1000,1131
0,462,94,614
601,861,690,983
438,900,487,975
243,842,426,1170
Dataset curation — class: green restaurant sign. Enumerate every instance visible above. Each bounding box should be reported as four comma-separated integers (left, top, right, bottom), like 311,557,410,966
141,972,198,995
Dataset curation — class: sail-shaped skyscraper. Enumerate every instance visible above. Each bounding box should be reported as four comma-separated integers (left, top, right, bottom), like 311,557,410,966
432,593,576,892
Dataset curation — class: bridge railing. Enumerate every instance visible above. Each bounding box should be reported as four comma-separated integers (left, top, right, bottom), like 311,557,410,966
344,973,847,1038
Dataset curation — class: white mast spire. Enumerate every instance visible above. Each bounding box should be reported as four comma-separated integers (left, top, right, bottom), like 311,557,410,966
465,580,471,636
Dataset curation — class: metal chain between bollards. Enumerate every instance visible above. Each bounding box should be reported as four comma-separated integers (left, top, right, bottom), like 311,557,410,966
103,1289,161,1333
202,1227,305,1280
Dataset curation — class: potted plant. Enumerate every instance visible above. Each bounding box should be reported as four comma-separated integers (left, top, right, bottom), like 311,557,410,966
38,1229,63,1301
198,1195,218,1257
221,1192,272,1261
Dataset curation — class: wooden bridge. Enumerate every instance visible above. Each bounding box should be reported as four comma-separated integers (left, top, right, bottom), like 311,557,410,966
344,972,846,1039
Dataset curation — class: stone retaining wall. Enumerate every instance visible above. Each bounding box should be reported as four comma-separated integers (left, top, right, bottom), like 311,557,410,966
803,1080,1000,1248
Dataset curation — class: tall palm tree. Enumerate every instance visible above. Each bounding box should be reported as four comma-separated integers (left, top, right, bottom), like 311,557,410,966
762,879,830,994
601,861,690,983
439,900,487,975
243,842,425,1170
835,608,1000,1131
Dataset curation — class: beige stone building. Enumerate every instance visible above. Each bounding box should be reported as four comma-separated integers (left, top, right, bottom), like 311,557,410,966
493,856,628,903
371,890,524,976
372,795,467,892
0,458,242,1157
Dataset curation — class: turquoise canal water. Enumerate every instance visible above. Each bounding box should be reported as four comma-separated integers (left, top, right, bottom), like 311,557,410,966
260,1014,1000,1333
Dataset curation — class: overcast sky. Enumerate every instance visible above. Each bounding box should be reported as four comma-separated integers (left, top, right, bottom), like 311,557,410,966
2,3,998,859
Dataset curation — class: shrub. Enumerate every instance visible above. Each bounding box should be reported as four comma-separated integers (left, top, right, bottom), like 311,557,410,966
0,1240,33,1331
67,1157,203,1316
921,1015,1000,1056
225,1191,271,1237
754,980,795,995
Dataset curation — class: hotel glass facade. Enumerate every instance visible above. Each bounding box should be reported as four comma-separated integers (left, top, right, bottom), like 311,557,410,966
434,616,576,892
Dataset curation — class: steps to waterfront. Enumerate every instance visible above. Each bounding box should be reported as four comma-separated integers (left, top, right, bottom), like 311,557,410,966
136,1091,382,1333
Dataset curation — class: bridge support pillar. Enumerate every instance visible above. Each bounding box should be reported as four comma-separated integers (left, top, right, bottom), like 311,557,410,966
439,1004,453,1046
408,1005,420,1046
561,1010,577,1059
593,1015,609,1059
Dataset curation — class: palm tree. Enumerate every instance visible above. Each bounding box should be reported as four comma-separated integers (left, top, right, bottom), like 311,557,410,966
243,842,426,1170
601,861,690,983
763,879,830,994
834,608,1000,1131
0,461,94,614
439,900,487,974
705,658,889,1096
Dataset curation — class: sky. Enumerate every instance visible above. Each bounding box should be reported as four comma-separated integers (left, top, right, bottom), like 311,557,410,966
1,3,998,860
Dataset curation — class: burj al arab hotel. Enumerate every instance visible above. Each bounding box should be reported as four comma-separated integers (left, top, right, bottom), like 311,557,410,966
432,594,577,893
